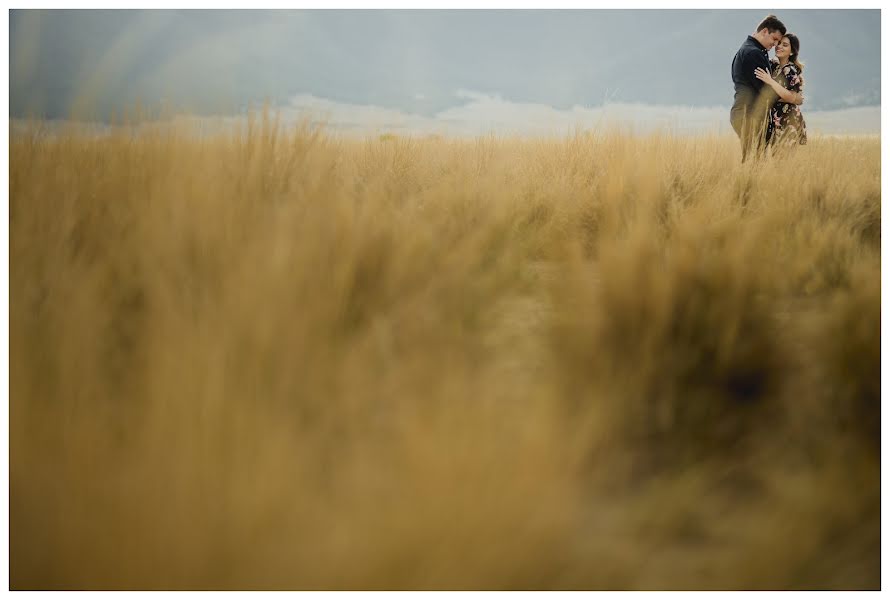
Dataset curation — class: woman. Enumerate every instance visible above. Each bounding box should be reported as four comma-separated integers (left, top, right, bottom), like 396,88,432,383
755,33,808,150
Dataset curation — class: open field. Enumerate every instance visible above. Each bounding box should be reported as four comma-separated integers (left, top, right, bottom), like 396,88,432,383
9,115,880,590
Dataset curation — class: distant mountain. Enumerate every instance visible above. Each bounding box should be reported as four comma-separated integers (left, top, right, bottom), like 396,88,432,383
9,9,880,121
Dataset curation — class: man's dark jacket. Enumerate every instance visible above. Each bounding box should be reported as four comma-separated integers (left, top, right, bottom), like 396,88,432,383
731,35,772,121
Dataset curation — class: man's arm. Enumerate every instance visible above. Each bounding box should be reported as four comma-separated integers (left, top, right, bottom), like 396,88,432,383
741,49,768,90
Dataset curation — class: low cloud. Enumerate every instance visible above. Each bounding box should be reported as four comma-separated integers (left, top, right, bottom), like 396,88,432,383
277,91,880,137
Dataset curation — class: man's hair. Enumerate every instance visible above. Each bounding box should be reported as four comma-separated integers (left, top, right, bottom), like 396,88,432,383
757,14,787,35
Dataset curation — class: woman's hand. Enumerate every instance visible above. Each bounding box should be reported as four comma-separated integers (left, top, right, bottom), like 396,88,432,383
754,67,776,88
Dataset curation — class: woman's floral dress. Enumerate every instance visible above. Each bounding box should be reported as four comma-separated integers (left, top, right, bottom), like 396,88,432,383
765,58,808,148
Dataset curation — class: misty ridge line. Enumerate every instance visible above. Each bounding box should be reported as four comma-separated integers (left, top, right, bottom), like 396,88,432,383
10,90,881,138
10,89,881,136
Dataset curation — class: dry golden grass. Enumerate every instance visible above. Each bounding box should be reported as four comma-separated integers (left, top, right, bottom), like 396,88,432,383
9,113,880,590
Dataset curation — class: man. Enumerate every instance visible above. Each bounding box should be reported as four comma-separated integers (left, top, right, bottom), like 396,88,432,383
730,15,786,162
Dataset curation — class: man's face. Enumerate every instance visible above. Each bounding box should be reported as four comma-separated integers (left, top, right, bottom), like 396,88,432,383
766,30,784,50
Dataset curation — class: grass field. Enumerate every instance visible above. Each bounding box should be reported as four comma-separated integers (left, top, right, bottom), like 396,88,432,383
9,113,881,590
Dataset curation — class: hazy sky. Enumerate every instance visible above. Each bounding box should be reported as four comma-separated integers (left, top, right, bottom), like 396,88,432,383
9,9,881,134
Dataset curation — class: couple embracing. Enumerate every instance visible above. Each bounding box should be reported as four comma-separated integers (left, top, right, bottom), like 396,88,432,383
731,14,808,162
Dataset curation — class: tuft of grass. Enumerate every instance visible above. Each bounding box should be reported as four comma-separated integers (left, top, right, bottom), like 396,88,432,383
551,215,786,466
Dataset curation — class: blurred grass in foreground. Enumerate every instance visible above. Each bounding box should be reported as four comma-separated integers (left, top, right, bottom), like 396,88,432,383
9,114,880,590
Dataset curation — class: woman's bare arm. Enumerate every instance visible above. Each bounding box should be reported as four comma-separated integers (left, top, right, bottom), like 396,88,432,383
754,67,804,105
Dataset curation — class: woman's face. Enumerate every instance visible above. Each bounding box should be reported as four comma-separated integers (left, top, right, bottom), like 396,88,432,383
775,37,792,59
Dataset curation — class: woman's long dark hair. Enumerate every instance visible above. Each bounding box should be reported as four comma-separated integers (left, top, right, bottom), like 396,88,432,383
785,33,804,73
